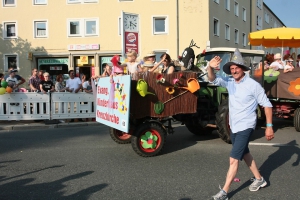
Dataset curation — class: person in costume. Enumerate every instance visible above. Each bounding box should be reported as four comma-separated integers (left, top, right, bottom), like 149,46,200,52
208,48,274,200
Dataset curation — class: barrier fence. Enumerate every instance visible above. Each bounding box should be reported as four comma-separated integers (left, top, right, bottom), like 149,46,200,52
0,92,96,121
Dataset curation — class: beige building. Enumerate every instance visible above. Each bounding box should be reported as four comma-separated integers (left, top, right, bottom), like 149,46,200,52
0,0,284,83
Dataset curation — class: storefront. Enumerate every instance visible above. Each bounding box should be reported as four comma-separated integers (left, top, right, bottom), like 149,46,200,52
73,55,95,80
38,58,69,83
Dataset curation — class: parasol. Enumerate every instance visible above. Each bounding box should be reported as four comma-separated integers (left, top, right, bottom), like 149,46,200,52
248,27,300,48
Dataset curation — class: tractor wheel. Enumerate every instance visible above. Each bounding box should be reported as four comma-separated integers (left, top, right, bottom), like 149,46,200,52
216,99,231,144
294,108,300,132
109,128,132,144
131,122,166,157
185,119,213,135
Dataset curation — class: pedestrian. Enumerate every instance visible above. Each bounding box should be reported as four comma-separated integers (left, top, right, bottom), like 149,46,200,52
55,74,66,92
39,70,44,81
6,69,20,92
40,72,54,93
4,67,26,88
207,48,274,200
29,68,41,92
65,70,83,122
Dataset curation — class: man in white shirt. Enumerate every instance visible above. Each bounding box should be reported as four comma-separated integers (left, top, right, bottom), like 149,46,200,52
66,70,81,93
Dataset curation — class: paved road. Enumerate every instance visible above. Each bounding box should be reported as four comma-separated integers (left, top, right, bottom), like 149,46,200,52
0,119,299,200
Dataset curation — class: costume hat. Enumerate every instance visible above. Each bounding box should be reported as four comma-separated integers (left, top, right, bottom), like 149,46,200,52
223,48,250,75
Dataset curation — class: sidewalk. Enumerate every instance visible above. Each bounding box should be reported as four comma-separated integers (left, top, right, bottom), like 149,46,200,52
0,119,103,131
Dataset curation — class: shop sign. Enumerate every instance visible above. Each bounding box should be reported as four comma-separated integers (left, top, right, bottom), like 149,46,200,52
68,44,100,51
27,52,33,61
100,56,125,65
38,58,69,66
96,75,131,133
50,66,62,70
79,56,89,65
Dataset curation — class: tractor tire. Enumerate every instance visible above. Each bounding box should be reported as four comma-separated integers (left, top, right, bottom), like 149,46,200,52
294,108,300,132
131,122,166,157
216,99,231,144
185,120,213,135
109,128,132,144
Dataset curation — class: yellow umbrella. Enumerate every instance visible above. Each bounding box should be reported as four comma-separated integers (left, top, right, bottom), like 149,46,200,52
248,27,300,48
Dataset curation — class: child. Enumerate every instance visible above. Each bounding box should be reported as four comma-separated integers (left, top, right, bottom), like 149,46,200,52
126,50,142,76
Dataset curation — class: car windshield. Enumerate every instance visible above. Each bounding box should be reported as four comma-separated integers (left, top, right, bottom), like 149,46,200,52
203,52,231,77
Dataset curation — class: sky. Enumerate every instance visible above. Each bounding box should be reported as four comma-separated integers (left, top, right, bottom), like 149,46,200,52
264,0,300,28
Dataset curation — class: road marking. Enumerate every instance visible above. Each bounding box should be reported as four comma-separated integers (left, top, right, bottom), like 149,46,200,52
249,142,294,147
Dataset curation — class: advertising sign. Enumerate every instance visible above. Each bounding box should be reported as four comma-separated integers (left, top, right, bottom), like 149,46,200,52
124,32,139,54
96,75,131,133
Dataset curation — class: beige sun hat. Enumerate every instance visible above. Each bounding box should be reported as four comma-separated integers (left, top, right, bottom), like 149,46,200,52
143,60,155,67
144,51,156,59
274,53,281,60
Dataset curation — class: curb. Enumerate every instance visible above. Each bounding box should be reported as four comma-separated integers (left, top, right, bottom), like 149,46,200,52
0,122,104,131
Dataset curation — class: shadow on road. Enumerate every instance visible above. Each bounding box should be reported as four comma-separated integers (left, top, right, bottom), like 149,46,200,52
228,140,300,198
0,164,108,200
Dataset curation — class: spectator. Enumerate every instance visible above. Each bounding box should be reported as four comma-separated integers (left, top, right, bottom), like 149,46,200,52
283,57,295,73
0,73,4,82
4,68,25,88
101,63,112,77
39,70,44,81
55,74,66,92
6,69,20,92
65,70,83,122
40,72,54,93
29,68,41,92
270,53,284,70
66,70,81,93
81,74,86,85
82,78,93,93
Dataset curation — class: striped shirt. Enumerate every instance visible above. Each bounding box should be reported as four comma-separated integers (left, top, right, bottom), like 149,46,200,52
211,73,272,133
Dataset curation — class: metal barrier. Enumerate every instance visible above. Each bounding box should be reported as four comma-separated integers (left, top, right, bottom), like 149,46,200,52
0,92,95,121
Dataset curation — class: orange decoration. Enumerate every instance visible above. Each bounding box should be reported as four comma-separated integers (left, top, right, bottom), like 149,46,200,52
288,78,300,96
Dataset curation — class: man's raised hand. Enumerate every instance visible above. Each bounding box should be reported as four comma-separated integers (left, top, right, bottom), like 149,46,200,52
209,56,222,69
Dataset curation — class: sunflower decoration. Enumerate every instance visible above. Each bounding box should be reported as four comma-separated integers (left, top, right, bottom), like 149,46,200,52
140,131,158,149
264,69,280,83
288,78,300,96
166,87,175,94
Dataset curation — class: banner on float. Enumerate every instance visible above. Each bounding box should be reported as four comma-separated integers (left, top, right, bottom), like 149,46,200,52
96,75,131,133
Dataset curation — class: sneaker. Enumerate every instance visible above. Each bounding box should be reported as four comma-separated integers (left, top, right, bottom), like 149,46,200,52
212,186,228,200
249,177,267,191
59,120,65,123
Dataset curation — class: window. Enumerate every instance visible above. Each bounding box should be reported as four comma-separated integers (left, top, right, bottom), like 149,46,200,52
265,13,269,23
274,21,278,28
153,17,168,34
234,2,239,16
234,29,239,44
213,18,220,36
242,33,246,47
34,0,47,4
225,24,230,40
4,55,18,72
242,8,246,21
214,0,219,4
257,0,262,9
256,15,262,30
3,0,15,6
225,0,230,11
3,22,17,39
67,18,99,37
34,21,47,38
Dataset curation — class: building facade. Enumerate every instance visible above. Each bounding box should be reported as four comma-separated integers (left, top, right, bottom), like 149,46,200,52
0,0,285,82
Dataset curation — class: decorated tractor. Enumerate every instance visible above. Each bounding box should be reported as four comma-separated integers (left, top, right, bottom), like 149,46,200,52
102,44,298,157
